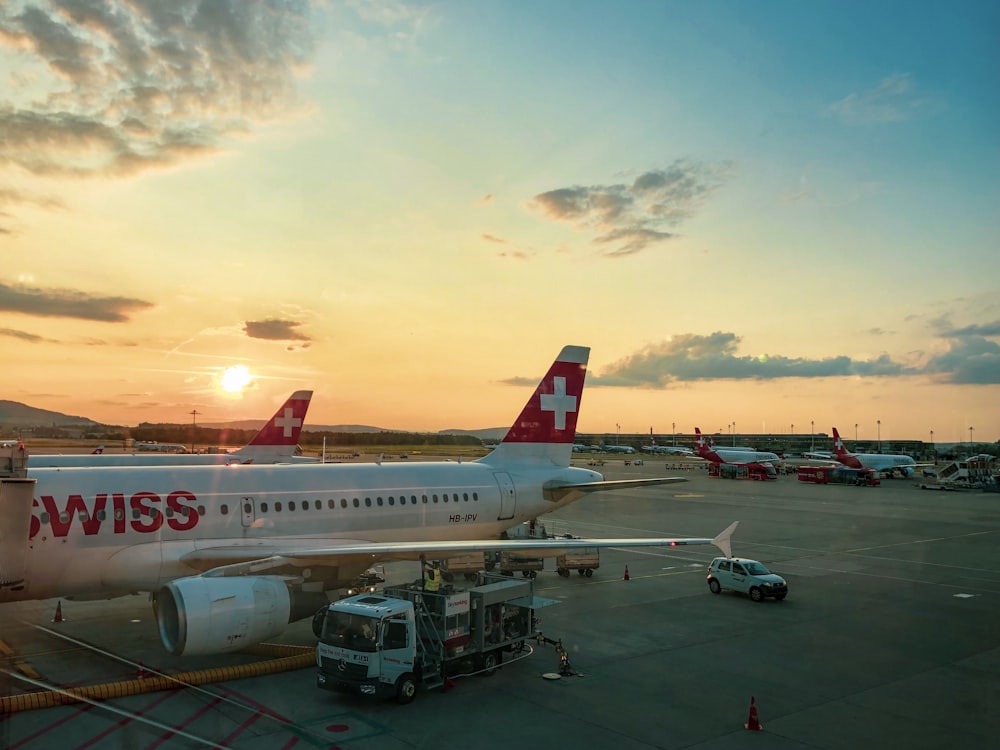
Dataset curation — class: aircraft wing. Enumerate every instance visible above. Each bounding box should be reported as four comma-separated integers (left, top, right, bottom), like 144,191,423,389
544,476,688,502
188,521,739,578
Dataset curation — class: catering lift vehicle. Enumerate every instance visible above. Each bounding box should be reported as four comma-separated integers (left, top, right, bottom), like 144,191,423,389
797,465,880,486
315,574,554,703
707,462,777,481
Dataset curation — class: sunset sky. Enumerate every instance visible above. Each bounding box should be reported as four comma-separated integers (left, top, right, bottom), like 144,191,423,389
1,1,997,444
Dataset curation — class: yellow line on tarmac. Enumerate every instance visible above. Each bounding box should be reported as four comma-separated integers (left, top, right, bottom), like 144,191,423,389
0,638,42,680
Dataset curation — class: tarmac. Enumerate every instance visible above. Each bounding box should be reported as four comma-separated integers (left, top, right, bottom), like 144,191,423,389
1,459,998,749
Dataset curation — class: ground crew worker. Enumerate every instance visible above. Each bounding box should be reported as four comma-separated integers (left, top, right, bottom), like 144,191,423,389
423,560,441,593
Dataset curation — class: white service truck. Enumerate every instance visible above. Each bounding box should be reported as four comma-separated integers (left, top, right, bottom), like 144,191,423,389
315,575,553,703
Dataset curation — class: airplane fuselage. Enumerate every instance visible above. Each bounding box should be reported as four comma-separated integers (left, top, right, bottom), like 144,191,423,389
8,460,602,603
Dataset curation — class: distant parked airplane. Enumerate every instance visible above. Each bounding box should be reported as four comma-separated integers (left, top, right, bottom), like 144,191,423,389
828,427,926,477
695,428,782,465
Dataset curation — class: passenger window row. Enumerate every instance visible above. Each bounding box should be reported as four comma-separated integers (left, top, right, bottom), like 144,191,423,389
230,491,481,515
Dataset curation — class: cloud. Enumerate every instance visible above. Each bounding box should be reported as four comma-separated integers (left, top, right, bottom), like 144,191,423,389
942,320,1000,338
244,318,310,342
828,73,931,125
0,0,316,180
589,332,918,387
0,326,51,343
529,160,730,256
0,281,153,321
923,335,1000,385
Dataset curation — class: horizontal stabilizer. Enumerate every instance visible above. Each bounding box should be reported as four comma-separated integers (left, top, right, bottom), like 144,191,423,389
544,476,688,502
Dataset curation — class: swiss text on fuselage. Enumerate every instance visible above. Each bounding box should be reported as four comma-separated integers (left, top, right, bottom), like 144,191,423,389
30,491,200,539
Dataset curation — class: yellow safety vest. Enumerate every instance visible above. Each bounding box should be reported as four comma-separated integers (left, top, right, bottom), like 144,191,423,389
424,567,440,592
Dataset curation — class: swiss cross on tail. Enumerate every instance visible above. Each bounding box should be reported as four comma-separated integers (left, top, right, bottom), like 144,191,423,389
502,346,588,444
246,391,313,446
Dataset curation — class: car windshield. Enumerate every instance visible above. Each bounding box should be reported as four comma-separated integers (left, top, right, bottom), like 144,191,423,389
745,562,771,575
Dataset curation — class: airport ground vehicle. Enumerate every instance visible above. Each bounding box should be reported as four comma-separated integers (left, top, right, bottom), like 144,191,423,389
439,552,486,582
315,575,552,703
555,546,599,577
706,557,787,602
797,465,880,486
707,462,777,480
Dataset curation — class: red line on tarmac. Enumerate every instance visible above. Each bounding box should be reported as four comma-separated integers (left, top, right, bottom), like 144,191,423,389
3,703,97,750
74,689,181,749
147,695,224,750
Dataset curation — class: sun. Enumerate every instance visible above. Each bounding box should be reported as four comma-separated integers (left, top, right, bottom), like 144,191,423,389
219,365,253,394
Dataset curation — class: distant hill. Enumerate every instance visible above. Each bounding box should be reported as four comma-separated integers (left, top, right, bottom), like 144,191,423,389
0,400,99,427
207,421,506,440
1,399,507,439
201,420,395,433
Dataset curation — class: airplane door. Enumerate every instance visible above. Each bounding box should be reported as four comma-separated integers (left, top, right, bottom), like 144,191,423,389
240,497,255,528
493,472,516,520
0,478,33,588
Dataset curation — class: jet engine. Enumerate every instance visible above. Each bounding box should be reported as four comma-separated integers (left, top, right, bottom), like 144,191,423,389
154,575,328,656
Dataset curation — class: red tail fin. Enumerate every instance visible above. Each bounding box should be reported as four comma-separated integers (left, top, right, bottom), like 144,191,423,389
484,346,589,466
229,391,313,461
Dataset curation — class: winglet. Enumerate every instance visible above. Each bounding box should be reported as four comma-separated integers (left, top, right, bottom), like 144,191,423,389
481,346,589,467
712,521,738,559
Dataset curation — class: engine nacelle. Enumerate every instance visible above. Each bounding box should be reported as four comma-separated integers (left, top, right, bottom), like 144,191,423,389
155,575,295,656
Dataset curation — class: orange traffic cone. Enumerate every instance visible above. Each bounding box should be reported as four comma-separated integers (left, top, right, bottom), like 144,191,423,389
745,695,763,731
52,601,65,623
623,565,630,581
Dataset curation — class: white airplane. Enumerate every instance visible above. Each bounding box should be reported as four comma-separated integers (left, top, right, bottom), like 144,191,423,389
603,445,637,454
134,441,189,453
0,346,736,657
28,391,315,468
694,428,782,465
642,440,694,456
828,426,925,477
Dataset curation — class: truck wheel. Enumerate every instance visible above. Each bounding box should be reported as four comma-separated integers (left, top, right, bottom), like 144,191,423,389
464,572,478,581
708,578,721,594
480,650,502,676
584,569,593,578
528,570,538,579
521,570,529,577
442,572,454,583
557,568,570,578
577,569,585,576
395,673,417,704
749,586,764,603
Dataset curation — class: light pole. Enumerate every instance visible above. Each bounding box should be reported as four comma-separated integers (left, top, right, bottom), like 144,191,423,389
672,421,676,446
189,409,199,454
810,420,814,451
733,420,737,447
930,429,935,460
877,419,881,451
790,423,794,435
616,423,620,447
854,423,858,443
969,426,974,446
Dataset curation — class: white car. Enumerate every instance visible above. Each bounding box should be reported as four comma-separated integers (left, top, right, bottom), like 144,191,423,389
706,557,788,602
